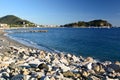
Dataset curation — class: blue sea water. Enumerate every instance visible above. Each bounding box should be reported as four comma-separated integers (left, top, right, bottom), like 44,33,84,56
7,28,120,62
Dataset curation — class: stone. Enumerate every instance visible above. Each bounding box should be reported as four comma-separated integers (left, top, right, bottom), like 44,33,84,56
28,58,40,66
47,65,52,71
63,71,75,78
60,57,69,65
21,68,29,75
59,53,65,58
79,56,84,61
29,63,38,68
94,65,100,72
52,58,60,64
40,76,50,80
39,51,46,59
2,56,9,61
106,76,119,80
89,75,101,80
23,75,31,80
85,57,94,63
58,63,70,72
74,73,81,78
45,55,51,63
0,56,2,61
72,55,79,62
16,60,25,64
66,54,72,58
19,63,31,68
115,61,120,66
11,74,24,80
0,78,7,80
38,63,49,71
55,74,64,79
82,71,90,77
107,68,115,73
108,64,120,72
50,77,56,80
37,72,45,79
86,63,92,70
2,72,10,79
6,68,11,73
0,63,9,68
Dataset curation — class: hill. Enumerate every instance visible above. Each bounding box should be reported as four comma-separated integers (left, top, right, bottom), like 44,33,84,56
0,15,35,27
61,19,112,28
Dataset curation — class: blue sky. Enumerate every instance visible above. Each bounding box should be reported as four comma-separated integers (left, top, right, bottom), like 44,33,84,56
0,0,120,26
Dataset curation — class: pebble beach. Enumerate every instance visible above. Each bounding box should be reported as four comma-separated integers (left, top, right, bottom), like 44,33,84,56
0,29,120,80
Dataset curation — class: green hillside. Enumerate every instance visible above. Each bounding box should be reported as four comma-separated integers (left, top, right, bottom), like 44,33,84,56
0,15,35,27
62,19,112,27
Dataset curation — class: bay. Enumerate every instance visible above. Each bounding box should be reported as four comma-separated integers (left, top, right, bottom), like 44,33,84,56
7,27,120,62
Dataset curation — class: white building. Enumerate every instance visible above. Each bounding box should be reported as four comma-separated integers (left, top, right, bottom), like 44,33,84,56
0,23,9,29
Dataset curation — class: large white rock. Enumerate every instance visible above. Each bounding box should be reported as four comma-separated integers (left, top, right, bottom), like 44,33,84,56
52,58,60,64
60,57,69,65
45,55,51,62
72,55,80,62
58,63,70,72
87,63,92,70
47,65,52,71
67,54,72,58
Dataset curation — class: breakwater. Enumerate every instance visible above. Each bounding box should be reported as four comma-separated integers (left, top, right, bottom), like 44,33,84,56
13,30,48,33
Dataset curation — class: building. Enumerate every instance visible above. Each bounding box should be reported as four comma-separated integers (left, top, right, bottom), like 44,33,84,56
0,23,9,29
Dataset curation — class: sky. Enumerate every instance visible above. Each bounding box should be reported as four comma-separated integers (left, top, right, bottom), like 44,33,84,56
0,0,120,26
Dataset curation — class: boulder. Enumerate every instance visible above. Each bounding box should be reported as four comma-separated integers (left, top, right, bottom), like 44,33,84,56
2,56,9,61
63,71,75,78
21,68,29,75
0,62,9,68
107,67,115,73
39,51,46,59
66,54,72,58
85,57,94,63
50,76,56,80
72,55,80,62
37,72,45,79
115,61,120,66
11,74,24,80
47,65,52,71
2,72,10,79
60,57,69,65
88,75,101,80
86,63,92,70
108,64,120,72
82,70,90,77
38,63,49,71
40,76,50,80
52,58,60,64
58,63,70,72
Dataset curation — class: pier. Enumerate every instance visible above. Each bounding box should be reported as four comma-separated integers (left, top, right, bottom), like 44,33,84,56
13,30,48,33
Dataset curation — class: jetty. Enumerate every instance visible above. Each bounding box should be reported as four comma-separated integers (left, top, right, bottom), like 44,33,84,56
13,30,48,33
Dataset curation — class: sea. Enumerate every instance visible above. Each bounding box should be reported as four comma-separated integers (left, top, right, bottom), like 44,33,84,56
6,27,120,62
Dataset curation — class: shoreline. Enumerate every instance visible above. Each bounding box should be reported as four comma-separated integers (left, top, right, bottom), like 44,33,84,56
0,29,37,52
0,29,120,80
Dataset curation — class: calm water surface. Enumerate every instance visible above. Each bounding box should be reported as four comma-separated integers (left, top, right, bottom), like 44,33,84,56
8,28,120,62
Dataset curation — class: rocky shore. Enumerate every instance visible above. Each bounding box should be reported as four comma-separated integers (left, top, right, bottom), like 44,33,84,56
0,29,120,80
